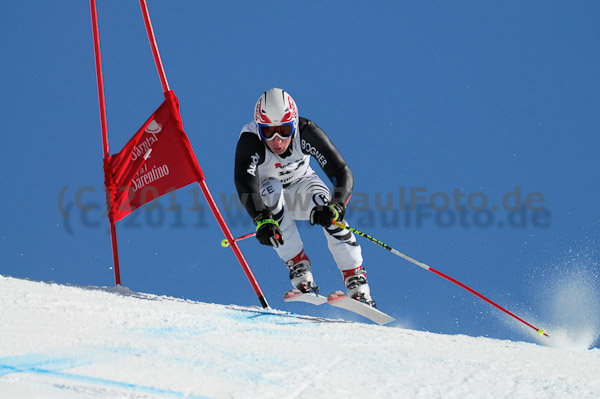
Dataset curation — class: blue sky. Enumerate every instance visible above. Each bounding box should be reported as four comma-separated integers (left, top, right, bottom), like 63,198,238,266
1,1,599,346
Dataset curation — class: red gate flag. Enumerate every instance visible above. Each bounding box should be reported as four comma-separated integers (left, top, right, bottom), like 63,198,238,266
104,90,204,222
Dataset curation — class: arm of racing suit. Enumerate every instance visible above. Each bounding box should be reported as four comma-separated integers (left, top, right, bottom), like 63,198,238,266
234,131,268,222
298,117,354,205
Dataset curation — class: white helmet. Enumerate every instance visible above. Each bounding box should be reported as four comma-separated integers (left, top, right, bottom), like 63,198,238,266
254,88,299,141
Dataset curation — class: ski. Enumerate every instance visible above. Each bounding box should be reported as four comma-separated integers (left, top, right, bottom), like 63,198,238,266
283,289,395,326
327,291,395,326
283,288,328,305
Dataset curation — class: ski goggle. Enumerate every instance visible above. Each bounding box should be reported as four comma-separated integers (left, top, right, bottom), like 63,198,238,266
258,121,296,141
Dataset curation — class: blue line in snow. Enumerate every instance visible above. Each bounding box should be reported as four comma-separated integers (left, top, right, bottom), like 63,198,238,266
0,362,212,399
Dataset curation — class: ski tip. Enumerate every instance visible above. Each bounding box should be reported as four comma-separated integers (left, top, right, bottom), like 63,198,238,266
326,291,347,304
327,290,395,326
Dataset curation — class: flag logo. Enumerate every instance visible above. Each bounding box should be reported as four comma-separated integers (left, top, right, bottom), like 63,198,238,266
145,119,162,134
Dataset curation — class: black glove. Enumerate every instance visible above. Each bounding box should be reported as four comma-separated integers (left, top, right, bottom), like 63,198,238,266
309,202,345,227
255,216,284,248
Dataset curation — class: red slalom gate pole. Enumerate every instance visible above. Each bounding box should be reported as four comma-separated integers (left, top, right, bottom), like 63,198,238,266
90,0,121,286
139,0,170,93
334,221,549,337
138,0,269,308
198,181,269,308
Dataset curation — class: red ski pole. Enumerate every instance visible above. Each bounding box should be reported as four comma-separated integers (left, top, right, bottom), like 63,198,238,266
334,221,549,338
221,232,256,248
220,231,283,248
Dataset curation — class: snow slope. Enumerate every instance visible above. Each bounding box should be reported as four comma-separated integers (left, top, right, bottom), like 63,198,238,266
1,275,599,399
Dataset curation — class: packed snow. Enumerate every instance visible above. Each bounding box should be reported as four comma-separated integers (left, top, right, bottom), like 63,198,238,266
1,275,599,398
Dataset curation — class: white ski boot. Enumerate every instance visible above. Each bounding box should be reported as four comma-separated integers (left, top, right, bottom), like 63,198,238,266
286,250,318,293
342,266,376,307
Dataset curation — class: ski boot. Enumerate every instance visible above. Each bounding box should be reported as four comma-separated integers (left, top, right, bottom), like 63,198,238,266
342,266,376,308
286,250,319,294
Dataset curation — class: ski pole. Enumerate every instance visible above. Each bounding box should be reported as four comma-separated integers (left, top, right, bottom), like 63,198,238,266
220,231,282,248
334,221,549,338
221,232,256,248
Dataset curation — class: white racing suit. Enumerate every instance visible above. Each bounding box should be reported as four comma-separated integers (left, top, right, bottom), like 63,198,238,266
234,117,363,273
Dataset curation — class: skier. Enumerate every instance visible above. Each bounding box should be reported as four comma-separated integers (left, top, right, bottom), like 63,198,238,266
234,88,376,307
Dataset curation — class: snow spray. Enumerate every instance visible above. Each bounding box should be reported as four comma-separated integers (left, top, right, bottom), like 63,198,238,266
532,244,600,350
543,261,599,349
